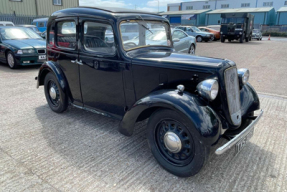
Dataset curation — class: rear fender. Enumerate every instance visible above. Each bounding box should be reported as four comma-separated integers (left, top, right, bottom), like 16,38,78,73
37,61,70,98
119,90,222,146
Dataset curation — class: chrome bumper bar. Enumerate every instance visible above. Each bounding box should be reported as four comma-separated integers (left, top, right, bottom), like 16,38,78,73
215,109,264,155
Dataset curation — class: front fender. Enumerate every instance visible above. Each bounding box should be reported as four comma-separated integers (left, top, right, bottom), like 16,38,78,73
240,83,260,117
119,90,222,146
37,61,68,93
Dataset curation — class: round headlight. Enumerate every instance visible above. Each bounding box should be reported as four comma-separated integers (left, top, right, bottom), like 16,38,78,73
196,79,219,101
237,68,250,85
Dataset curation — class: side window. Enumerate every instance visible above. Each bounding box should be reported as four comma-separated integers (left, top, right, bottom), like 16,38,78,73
48,22,55,46
38,22,45,27
6,24,13,26
187,27,192,32
56,21,76,49
173,30,187,39
83,21,116,55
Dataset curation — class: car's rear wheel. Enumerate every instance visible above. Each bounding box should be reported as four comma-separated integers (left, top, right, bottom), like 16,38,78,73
44,72,68,113
189,44,195,55
6,51,18,69
221,36,225,43
196,36,202,42
240,35,244,43
147,109,208,177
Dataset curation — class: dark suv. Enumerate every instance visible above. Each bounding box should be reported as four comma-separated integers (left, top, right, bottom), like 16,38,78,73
36,7,263,177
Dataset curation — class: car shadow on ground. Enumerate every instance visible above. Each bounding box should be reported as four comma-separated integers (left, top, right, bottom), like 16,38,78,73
0,62,40,73
35,105,275,191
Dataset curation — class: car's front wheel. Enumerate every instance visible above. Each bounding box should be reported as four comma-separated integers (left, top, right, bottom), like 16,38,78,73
147,109,208,177
44,72,68,113
196,36,202,42
6,51,18,69
189,44,195,55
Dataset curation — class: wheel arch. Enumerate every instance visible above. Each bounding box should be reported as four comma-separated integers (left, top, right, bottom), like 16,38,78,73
119,90,222,146
37,61,72,101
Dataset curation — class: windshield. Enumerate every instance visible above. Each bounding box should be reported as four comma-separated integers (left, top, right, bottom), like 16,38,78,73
253,29,260,33
32,27,40,32
190,26,201,32
222,18,245,24
0,28,41,40
120,20,171,51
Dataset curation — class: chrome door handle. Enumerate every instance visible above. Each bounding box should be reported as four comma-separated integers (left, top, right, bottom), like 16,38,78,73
76,60,83,65
71,60,76,63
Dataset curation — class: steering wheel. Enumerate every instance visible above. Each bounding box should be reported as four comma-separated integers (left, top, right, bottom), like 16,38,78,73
124,42,137,49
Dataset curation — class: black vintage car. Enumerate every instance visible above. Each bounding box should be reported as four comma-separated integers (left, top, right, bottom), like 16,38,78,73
36,7,263,177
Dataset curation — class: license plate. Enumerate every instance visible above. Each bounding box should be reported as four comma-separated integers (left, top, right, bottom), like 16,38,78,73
39,55,46,60
235,127,254,155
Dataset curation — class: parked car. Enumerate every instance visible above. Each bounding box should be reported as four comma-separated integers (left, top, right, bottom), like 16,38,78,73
32,18,48,32
17,25,42,35
0,27,46,69
252,29,262,41
207,25,220,31
36,7,263,178
0,21,14,26
198,27,220,41
175,26,214,42
124,28,196,54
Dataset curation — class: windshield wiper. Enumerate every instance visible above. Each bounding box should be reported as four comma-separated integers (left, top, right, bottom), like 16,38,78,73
136,15,153,34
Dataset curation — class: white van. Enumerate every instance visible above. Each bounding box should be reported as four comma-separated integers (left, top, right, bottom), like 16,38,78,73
0,21,15,26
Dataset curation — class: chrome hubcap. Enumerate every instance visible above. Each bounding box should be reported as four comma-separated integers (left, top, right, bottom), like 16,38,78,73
190,47,195,54
49,87,57,100
8,54,14,67
164,132,182,153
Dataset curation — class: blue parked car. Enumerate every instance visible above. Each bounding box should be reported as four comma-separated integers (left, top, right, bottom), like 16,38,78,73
32,18,49,32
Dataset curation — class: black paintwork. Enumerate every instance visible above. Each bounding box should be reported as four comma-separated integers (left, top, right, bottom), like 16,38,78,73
37,7,260,146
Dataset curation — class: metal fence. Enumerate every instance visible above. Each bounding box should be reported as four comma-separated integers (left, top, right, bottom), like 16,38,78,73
261,25,287,33
0,14,47,25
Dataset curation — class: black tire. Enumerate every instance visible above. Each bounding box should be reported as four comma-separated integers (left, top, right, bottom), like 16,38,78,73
221,36,225,43
245,36,249,42
257,38,259,41
6,51,18,69
240,35,244,43
188,44,195,55
147,109,209,177
196,36,202,42
44,72,68,113
228,39,231,42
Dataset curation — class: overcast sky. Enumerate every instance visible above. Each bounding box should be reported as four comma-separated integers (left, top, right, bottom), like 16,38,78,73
79,0,181,12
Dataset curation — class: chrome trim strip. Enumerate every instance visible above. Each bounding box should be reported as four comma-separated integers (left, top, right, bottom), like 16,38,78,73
215,109,263,155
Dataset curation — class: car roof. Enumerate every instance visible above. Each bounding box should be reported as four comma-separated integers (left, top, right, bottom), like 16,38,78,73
33,18,49,22
79,6,158,14
0,26,25,29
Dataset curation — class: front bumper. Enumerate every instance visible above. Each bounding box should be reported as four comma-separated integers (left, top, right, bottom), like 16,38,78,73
215,109,263,155
15,55,46,65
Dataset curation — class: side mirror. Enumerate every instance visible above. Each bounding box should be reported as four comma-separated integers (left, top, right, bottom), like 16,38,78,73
173,38,180,42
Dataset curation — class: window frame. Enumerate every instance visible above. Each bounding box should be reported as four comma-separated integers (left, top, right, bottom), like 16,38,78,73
263,2,273,6
221,4,229,8
55,19,78,50
241,3,250,7
52,0,62,6
186,6,193,10
203,5,210,9
81,20,117,56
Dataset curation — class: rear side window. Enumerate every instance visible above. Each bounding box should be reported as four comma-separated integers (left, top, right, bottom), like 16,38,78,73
6,24,13,26
173,30,187,39
56,21,77,49
38,22,45,27
83,21,116,55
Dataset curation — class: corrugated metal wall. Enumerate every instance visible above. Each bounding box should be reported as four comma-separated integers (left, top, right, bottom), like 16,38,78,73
0,0,37,16
37,0,78,16
277,12,287,25
0,0,78,17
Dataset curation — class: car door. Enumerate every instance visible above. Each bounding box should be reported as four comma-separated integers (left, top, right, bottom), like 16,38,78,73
52,18,82,105
78,18,126,117
172,30,189,53
0,33,5,62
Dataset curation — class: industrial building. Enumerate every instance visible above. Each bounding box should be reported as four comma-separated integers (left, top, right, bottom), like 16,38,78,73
205,7,276,26
160,9,211,25
0,0,79,16
168,0,287,12
276,7,287,25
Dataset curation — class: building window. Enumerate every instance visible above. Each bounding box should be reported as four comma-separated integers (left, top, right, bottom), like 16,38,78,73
241,3,250,7
53,0,62,6
203,5,210,9
263,2,273,6
186,6,193,10
221,4,229,8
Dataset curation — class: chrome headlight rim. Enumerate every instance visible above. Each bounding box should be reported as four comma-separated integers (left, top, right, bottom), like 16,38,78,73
17,49,35,54
237,68,250,85
196,79,219,101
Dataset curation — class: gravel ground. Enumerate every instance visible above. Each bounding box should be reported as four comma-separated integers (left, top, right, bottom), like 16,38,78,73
1,38,287,192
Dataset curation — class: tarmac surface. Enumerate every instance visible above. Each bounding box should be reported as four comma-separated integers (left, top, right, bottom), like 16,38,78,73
1,37,287,192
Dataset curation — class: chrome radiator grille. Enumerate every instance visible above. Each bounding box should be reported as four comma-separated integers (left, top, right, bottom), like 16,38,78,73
224,67,241,125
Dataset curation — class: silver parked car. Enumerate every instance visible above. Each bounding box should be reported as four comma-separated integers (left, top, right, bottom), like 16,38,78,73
124,29,196,54
175,26,214,42
252,29,262,41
